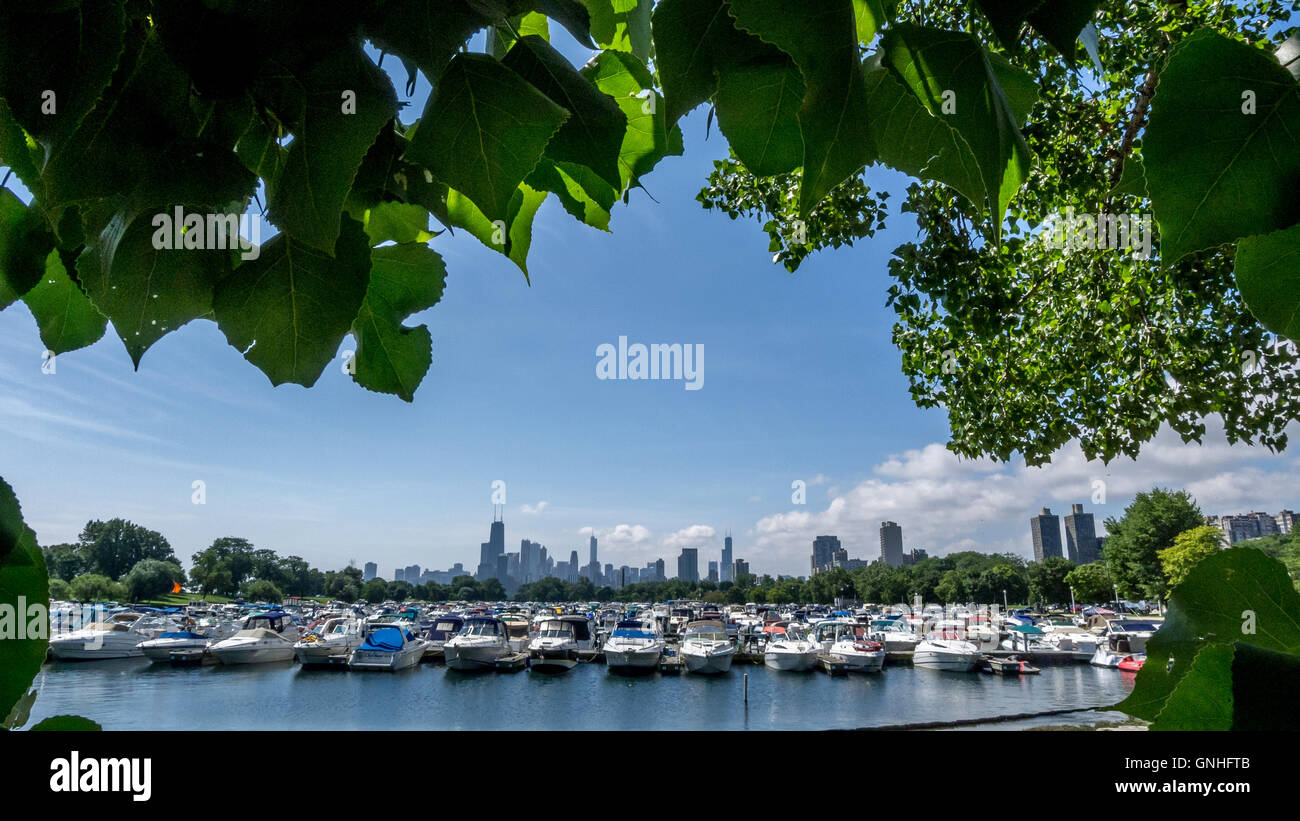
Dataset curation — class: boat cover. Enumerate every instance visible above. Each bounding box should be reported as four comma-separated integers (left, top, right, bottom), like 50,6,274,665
158,631,207,640
359,627,406,651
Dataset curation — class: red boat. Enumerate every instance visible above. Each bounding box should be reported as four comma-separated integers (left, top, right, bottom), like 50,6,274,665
1117,654,1146,672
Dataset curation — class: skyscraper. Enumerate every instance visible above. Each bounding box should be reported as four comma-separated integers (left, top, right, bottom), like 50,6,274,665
677,548,699,583
1063,503,1099,563
1030,508,1063,561
811,535,841,574
707,561,718,583
733,558,749,578
721,534,733,582
880,522,904,567
655,558,665,582
589,534,598,566
363,562,377,581
569,550,580,583
477,510,505,579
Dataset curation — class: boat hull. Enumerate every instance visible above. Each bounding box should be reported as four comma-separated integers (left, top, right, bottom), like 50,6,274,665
349,647,423,671
444,643,508,671
913,650,979,672
830,651,885,673
529,647,578,672
682,649,734,674
210,644,295,665
48,639,145,660
140,640,209,662
604,647,661,671
763,650,817,671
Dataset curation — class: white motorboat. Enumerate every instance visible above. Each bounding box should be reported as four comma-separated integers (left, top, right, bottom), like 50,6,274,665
48,611,172,660
913,634,981,672
1089,620,1159,668
603,618,665,672
444,616,512,670
868,618,922,653
501,615,532,652
679,620,735,675
348,622,428,671
137,620,233,661
421,615,465,661
762,623,818,672
209,611,298,665
528,615,596,672
813,619,884,673
294,616,363,666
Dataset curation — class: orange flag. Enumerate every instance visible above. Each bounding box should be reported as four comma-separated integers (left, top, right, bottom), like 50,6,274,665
171,581,182,594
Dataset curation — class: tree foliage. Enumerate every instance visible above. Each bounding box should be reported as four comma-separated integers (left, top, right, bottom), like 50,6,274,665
77,518,174,582
1158,525,1226,590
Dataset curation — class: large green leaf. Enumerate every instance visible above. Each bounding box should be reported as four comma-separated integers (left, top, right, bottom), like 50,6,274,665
0,190,55,302
1115,548,1300,722
1151,642,1235,731
364,0,495,82
1025,0,1100,63
728,0,876,215
586,0,653,62
351,243,447,401
0,476,49,725
1144,30,1300,262
445,183,548,278
581,50,684,190
353,201,437,246
0,100,43,198
502,35,627,191
31,715,103,731
535,0,595,47
1234,223,1300,340
527,159,614,230
265,48,398,253
715,58,805,177
407,54,568,225
0,1,127,143
1230,642,1300,731
77,208,235,367
970,0,1043,49
21,250,107,355
213,215,371,387
881,24,1034,226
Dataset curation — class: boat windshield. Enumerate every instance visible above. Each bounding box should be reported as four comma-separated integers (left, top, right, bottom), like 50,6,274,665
460,620,502,637
1116,621,1159,632
538,624,575,639
686,628,726,642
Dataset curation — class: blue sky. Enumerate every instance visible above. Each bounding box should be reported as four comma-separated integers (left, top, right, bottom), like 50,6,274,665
3,30,1298,580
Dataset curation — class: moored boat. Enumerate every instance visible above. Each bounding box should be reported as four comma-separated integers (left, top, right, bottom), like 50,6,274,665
444,616,512,671
348,622,428,671
603,618,665,673
209,611,298,665
679,620,735,675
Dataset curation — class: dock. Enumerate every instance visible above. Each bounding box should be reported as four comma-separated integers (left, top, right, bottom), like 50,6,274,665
816,653,850,676
658,654,684,674
492,652,529,672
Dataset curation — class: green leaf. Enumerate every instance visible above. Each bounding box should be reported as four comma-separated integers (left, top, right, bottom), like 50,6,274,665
581,50,684,190
586,0,653,61
446,183,548,278
21,250,107,355
31,715,103,732
213,215,371,388
407,54,568,225
970,0,1044,50
1234,223,1300,340
527,159,614,231
1230,643,1300,731
1115,548,1300,722
651,0,776,125
76,208,234,367
534,0,595,48
728,0,876,216
353,201,437,246
0,1,127,143
0,190,55,301
1109,156,1148,199
1025,0,1100,63
0,100,43,198
881,24,1034,226
851,0,894,45
1144,30,1300,261
350,243,447,401
364,0,495,83
1151,642,1235,731
715,58,805,177
0,476,49,725
502,35,627,191
265,48,398,253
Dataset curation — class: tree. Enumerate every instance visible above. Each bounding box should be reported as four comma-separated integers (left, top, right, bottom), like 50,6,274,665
1027,557,1076,606
41,543,89,581
121,558,185,601
242,579,283,603
360,579,389,602
1065,562,1113,604
48,578,73,600
934,569,966,604
78,519,173,581
70,573,128,602
1159,526,1226,591
1104,488,1204,600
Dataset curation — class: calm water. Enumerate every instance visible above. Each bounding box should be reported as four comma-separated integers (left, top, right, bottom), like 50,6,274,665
28,659,1136,730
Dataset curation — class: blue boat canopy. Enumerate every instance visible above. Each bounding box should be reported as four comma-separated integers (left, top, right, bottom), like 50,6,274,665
158,631,206,640
359,626,407,652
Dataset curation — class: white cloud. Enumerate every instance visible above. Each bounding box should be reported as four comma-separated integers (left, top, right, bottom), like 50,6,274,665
520,501,549,515
744,421,1300,577
661,524,716,550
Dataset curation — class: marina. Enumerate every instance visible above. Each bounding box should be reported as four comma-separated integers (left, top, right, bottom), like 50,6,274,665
29,598,1147,730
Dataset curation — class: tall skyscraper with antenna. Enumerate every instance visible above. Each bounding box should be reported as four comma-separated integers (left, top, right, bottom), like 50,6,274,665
721,532,733,582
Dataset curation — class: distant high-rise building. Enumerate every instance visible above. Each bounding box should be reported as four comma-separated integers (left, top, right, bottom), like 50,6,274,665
604,563,613,584
405,564,421,584
555,561,570,581
721,534,733,582
1030,508,1063,561
1277,510,1296,535
393,568,404,583
477,511,505,579
1063,503,1099,564
654,558,665,582
677,548,699,583
707,561,719,583
901,548,928,566
589,535,598,566
733,559,749,578
1217,512,1280,544
363,562,378,582
880,522,904,567
811,535,841,574
569,550,580,583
